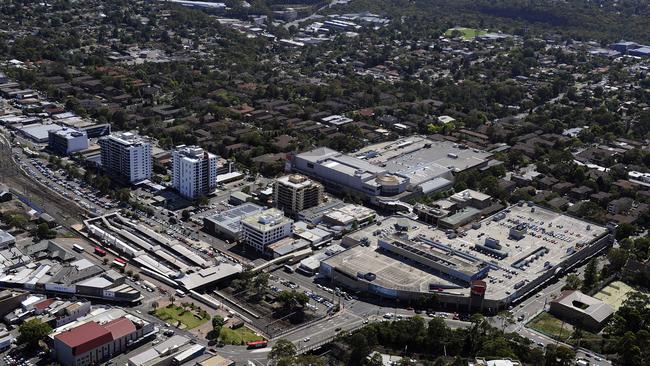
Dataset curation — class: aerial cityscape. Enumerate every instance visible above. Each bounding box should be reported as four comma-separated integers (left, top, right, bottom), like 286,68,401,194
0,1,649,366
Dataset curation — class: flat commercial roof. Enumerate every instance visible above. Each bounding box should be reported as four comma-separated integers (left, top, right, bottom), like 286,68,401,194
205,203,263,233
19,123,63,142
323,244,457,292
332,205,608,300
129,335,190,366
355,137,492,186
241,208,292,232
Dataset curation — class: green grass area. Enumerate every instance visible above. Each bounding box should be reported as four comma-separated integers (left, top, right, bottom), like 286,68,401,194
445,27,486,40
527,312,571,341
154,305,209,330
528,312,606,352
219,326,264,345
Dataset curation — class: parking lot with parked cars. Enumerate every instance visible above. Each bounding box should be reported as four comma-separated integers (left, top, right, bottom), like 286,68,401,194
14,152,119,214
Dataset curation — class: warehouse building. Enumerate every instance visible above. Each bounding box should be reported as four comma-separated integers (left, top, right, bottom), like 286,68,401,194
18,123,63,143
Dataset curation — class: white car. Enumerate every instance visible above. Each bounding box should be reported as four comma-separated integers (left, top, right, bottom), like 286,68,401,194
303,337,310,342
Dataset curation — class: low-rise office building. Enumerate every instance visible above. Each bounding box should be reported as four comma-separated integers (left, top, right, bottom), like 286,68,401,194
241,208,293,253
203,203,264,240
48,127,89,155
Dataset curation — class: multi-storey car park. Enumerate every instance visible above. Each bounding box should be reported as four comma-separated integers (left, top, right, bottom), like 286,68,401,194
318,203,613,313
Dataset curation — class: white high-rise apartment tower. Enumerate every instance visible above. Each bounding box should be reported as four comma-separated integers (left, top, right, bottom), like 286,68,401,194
99,132,152,184
172,145,218,199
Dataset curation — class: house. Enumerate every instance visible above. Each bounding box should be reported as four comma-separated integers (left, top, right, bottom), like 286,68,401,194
569,186,593,201
552,182,574,195
547,197,569,211
536,176,559,190
608,197,633,214
590,191,612,205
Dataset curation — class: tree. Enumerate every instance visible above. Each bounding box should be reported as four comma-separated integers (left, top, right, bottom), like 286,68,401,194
36,223,56,239
544,344,575,366
269,339,296,366
276,290,309,316
17,319,52,348
497,311,515,331
562,273,582,291
115,188,131,202
181,210,191,221
572,327,583,346
7,214,28,229
582,258,598,292
616,223,637,241
607,247,629,272
348,332,372,365
450,356,465,366
169,295,176,305
427,317,450,353
212,315,225,334
195,196,209,207
295,355,326,366
151,301,159,310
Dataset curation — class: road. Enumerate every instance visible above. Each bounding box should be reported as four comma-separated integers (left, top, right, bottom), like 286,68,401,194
499,261,612,366
0,123,612,365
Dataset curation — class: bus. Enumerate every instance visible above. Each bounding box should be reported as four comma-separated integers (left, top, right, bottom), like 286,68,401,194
114,257,126,264
246,340,268,349
112,260,126,268
175,289,186,298
94,247,106,256
72,244,85,253
283,265,294,273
